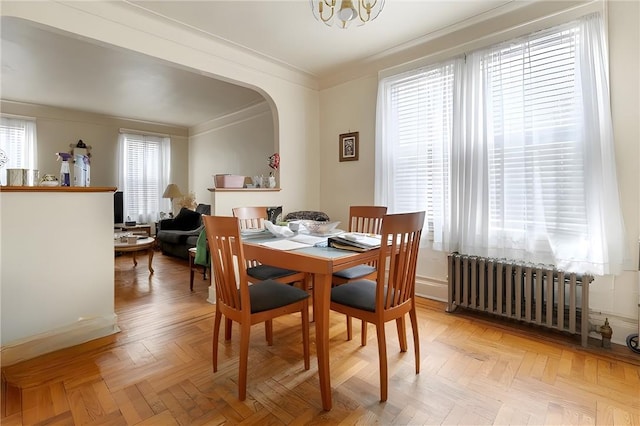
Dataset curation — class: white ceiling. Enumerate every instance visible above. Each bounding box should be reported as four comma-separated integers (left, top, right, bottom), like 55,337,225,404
1,0,520,128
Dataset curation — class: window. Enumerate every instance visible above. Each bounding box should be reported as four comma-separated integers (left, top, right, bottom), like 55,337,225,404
484,26,587,250
117,132,171,224
378,62,454,238
0,116,37,185
376,13,625,275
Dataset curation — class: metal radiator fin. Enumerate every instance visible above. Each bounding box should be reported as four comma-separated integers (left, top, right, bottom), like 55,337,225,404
447,252,594,347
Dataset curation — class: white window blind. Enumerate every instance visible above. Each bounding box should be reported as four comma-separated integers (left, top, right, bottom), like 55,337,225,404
118,133,170,223
485,27,586,242
0,116,37,185
383,63,454,236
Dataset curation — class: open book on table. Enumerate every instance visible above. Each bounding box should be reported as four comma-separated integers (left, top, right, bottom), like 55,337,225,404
328,233,381,252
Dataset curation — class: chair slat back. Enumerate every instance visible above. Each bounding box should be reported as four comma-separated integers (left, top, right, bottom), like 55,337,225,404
348,206,387,234
232,206,270,269
203,215,250,313
232,206,268,230
375,211,425,311
349,206,387,270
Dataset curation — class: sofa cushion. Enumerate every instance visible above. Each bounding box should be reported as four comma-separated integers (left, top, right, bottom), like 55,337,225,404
157,230,190,244
171,207,202,231
195,204,211,215
185,234,199,247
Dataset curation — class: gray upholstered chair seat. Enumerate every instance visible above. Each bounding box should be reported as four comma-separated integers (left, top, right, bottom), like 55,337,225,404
333,265,376,280
330,279,378,312
248,280,310,313
247,265,300,281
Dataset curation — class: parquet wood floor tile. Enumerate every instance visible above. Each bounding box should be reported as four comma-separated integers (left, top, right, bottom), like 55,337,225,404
2,254,639,425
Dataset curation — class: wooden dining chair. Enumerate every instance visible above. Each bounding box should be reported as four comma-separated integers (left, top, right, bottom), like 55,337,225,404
203,215,310,401
332,205,387,344
232,206,308,288
330,211,425,402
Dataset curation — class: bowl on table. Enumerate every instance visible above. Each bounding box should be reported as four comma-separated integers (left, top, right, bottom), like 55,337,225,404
301,220,340,235
287,220,302,232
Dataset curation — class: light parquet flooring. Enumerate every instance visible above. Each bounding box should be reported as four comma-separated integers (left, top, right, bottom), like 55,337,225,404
2,253,639,425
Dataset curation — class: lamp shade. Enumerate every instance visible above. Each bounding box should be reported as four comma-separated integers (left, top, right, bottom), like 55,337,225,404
162,183,183,199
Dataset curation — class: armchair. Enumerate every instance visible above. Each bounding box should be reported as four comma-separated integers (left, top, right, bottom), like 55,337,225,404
156,204,211,259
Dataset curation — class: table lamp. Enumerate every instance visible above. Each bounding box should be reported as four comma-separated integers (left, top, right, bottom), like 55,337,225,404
162,183,183,217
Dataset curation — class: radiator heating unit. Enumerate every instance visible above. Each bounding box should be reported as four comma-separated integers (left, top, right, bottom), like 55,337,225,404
447,252,594,347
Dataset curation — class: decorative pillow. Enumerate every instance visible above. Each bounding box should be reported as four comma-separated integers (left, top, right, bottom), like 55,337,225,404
284,210,330,222
195,204,211,215
267,205,283,224
171,207,202,231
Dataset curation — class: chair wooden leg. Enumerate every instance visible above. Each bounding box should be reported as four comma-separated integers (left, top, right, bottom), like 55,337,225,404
346,315,353,341
265,320,273,346
396,316,407,352
301,301,310,370
212,310,222,372
238,322,251,401
376,322,388,402
361,320,368,346
225,318,232,340
409,307,420,374
189,256,195,292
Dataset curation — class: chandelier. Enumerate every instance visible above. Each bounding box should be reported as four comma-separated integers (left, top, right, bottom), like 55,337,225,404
310,0,385,29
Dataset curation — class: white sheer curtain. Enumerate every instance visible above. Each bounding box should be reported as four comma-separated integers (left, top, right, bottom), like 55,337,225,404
376,13,625,275
445,13,625,275
117,132,171,224
575,14,625,274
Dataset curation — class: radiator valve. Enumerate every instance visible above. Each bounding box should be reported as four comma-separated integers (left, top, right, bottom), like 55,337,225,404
599,318,613,349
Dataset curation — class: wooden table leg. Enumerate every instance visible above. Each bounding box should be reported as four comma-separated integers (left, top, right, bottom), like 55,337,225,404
314,272,332,411
147,248,154,274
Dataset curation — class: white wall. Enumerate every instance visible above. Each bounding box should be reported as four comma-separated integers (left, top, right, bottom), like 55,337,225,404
0,190,117,365
189,102,275,204
319,76,379,221
0,100,190,191
320,0,640,344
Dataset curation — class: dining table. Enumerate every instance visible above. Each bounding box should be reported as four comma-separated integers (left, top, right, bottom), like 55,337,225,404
241,234,379,411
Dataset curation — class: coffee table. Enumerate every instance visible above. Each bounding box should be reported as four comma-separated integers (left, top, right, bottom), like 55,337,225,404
114,236,155,274
115,223,152,236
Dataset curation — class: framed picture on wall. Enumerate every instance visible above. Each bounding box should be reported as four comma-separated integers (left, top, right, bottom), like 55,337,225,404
339,132,359,162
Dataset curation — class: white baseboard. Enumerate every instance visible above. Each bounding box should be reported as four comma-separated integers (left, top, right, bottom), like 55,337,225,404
0,315,119,367
415,275,448,302
413,275,640,349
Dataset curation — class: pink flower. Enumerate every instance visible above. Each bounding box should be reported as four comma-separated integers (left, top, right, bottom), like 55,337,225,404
268,153,280,170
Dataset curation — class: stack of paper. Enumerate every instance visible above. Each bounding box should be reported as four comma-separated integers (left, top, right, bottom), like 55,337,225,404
328,233,381,252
